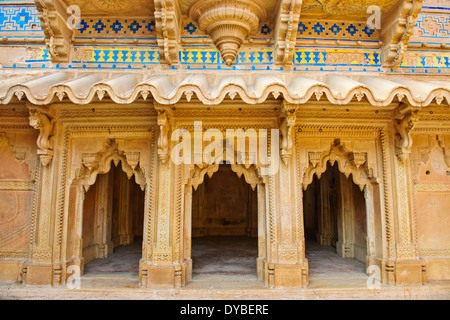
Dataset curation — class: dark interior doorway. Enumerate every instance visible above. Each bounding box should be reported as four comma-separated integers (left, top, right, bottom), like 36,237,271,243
303,163,368,279
82,162,145,276
191,164,258,280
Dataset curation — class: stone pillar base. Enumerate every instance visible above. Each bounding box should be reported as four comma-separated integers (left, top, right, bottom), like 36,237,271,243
262,260,309,288
374,258,427,285
395,260,427,286
23,263,54,286
0,260,25,282
139,259,191,288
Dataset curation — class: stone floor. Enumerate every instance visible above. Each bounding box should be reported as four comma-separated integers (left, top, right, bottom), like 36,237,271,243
1,236,449,299
191,236,258,281
84,236,368,281
84,241,142,276
306,241,366,279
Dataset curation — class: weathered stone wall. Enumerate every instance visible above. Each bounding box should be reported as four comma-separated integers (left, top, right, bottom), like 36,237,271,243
0,119,37,281
411,133,450,280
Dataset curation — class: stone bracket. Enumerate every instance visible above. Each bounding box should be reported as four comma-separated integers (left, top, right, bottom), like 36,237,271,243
28,108,55,166
279,102,298,165
394,107,419,162
273,0,302,65
380,0,423,68
34,0,73,63
154,0,181,65
156,106,172,164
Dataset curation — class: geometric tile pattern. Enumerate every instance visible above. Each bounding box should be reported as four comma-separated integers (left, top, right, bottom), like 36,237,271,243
73,47,160,65
76,18,156,38
297,20,379,41
15,46,450,75
293,49,381,67
411,13,450,46
0,3,447,75
180,49,273,65
413,13,450,39
181,18,273,38
0,5,41,32
400,51,450,70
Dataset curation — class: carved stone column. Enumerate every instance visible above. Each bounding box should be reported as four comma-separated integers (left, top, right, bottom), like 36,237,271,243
262,103,308,288
141,106,187,288
392,110,426,285
94,173,114,259
116,172,133,246
25,107,59,285
335,171,355,258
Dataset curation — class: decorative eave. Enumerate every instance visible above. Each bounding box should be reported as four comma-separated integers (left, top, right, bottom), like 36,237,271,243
1,72,448,108
380,0,423,68
154,0,181,65
34,0,73,63
189,0,267,65
272,0,302,66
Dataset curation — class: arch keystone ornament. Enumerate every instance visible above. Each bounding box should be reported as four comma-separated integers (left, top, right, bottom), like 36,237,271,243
189,0,267,65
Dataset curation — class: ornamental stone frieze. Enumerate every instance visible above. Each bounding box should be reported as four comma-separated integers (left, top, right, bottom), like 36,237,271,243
189,0,267,65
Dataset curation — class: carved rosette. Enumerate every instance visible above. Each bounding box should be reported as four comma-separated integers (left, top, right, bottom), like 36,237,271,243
189,0,266,65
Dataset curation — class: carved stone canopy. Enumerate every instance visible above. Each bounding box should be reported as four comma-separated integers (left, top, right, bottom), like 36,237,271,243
189,0,267,65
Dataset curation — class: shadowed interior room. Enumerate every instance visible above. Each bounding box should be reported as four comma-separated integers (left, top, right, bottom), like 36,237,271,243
82,162,145,276
191,164,258,280
303,163,368,278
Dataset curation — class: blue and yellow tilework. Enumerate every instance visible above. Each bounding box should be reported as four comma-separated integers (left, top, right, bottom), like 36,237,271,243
293,49,381,67
1,3,448,74
399,51,450,73
72,46,160,67
14,45,449,74
180,49,273,65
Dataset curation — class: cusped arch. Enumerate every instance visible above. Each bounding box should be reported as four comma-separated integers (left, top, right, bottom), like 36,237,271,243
303,139,375,191
185,162,264,191
77,139,146,191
